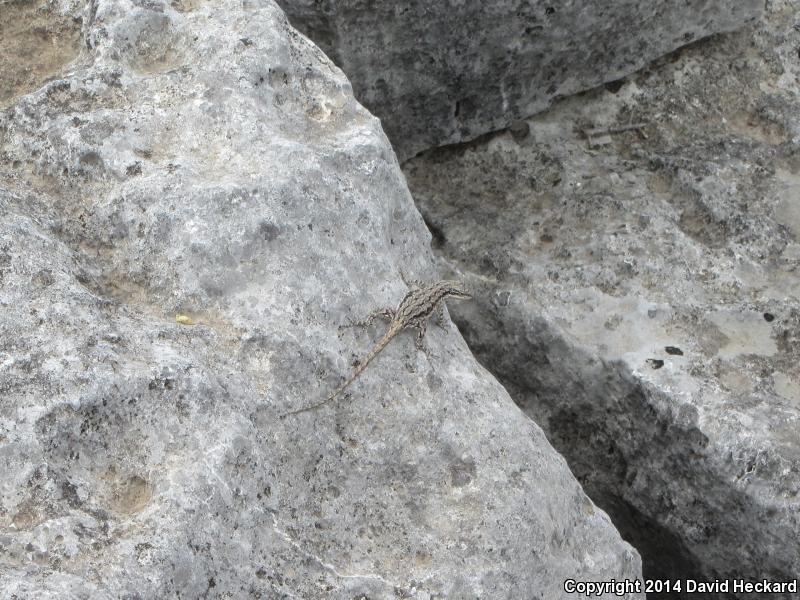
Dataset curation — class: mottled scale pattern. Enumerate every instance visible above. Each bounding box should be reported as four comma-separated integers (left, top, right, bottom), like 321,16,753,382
281,280,471,417
397,281,457,325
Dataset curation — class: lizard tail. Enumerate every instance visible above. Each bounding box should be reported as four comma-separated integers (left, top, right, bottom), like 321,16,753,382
280,324,401,418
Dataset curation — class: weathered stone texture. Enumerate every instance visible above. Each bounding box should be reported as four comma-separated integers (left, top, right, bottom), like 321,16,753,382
405,1,800,595
0,0,642,597
277,0,763,159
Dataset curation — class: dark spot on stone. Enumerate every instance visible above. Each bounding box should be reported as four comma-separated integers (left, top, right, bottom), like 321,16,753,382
79,151,102,167
61,480,82,507
687,427,709,451
545,6,556,15
509,119,530,141
33,269,55,287
647,358,664,369
255,567,266,579
605,78,625,93
665,346,684,356
268,67,290,87
126,162,142,176
259,221,280,241
449,456,476,487
240,37,253,47
540,232,554,243
763,312,775,322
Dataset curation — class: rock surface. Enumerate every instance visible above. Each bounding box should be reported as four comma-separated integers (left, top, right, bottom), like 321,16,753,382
0,0,643,597
405,1,800,596
0,0,83,109
277,0,764,160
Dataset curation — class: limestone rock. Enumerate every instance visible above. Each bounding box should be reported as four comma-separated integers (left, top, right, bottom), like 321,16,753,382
0,0,642,597
405,1,800,594
277,0,763,159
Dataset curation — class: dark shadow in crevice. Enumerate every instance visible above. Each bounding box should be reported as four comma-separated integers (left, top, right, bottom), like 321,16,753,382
449,299,797,600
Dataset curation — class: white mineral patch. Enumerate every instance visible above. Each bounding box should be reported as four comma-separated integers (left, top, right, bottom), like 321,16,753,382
708,310,778,358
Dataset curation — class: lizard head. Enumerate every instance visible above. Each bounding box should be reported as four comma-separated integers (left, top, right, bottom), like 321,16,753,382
443,280,472,300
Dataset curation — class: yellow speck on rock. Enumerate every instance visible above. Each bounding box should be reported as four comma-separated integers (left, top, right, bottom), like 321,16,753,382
175,314,194,325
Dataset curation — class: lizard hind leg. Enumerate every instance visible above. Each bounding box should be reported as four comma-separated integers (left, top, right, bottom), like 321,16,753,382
413,319,428,351
341,307,395,331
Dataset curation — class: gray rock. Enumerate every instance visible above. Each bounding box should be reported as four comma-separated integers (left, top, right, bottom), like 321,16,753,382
0,0,642,597
0,0,83,109
277,0,763,160
405,0,800,594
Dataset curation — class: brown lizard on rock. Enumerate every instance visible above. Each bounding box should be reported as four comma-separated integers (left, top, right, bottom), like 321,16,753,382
281,280,471,417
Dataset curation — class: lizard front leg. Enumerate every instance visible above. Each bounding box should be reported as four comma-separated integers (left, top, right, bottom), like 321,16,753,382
400,271,425,291
434,301,447,330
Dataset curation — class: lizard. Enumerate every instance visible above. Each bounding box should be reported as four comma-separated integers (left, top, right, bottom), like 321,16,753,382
280,279,471,418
